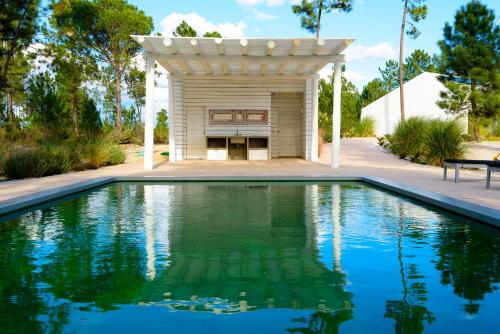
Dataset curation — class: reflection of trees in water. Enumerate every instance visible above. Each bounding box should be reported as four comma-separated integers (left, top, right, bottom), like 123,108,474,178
384,203,435,334
287,309,352,334
285,184,353,333
0,184,150,333
433,222,500,315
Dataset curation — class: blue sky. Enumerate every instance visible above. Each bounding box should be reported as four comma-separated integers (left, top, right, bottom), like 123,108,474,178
129,0,499,89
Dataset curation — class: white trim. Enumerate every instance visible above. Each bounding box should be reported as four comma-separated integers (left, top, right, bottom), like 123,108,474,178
167,74,176,162
311,75,319,162
331,62,342,168
143,52,155,170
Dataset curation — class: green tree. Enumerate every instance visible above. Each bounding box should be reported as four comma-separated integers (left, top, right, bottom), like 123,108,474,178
292,0,353,38
0,0,39,92
52,0,153,130
79,93,102,134
48,11,98,136
173,20,197,37
438,0,499,142
379,60,400,92
403,49,436,80
203,31,222,38
399,0,427,121
154,108,168,143
25,72,66,137
360,79,387,108
124,67,145,123
318,71,362,139
2,53,31,128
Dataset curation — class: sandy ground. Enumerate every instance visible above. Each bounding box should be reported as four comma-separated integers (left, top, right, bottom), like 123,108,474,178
1,138,499,211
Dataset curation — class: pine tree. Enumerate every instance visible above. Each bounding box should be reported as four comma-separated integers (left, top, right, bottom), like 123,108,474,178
438,0,499,142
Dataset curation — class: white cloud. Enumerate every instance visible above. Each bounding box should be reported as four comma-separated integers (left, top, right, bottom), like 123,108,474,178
267,0,285,6
237,0,285,7
160,12,246,38
345,42,397,62
289,0,302,5
251,8,275,20
318,65,369,88
236,0,264,5
344,69,369,86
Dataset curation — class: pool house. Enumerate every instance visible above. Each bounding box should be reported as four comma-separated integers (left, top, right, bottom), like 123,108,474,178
132,36,353,169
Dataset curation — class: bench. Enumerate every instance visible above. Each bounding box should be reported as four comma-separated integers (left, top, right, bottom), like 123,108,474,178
486,161,500,189
443,159,491,183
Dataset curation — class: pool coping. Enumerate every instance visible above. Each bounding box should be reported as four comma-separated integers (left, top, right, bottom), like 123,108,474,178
0,175,498,228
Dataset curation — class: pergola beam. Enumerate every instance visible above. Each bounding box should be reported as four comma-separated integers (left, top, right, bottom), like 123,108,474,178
289,39,301,56
240,39,248,56
215,38,224,55
156,54,345,64
312,39,326,55
266,41,275,56
162,38,178,54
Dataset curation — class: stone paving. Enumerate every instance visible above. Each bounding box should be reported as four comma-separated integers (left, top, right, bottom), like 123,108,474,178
1,138,499,210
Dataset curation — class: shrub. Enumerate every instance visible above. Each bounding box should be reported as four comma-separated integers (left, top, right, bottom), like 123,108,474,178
81,138,126,168
1,146,73,179
390,117,429,161
82,140,109,168
377,134,392,150
353,116,375,137
106,146,126,165
423,119,465,166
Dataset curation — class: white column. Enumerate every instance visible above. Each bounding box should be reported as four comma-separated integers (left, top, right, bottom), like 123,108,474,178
144,52,155,170
311,75,319,162
167,74,176,162
331,62,342,168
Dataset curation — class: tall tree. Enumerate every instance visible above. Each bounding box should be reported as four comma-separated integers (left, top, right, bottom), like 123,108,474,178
360,79,387,107
438,0,499,142
399,0,427,121
173,20,197,37
0,0,39,92
52,0,153,130
379,60,400,92
124,67,145,124
25,72,66,136
292,0,352,38
49,7,97,136
403,49,436,80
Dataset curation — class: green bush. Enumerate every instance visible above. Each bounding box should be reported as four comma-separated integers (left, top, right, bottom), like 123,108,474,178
390,117,429,160
106,146,126,165
1,146,73,179
81,138,126,168
353,116,375,137
423,119,465,166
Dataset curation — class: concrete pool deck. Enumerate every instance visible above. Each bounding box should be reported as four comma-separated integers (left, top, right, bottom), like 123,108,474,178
1,138,499,225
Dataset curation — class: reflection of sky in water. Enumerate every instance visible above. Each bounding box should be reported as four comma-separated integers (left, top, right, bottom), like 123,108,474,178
0,182,498,334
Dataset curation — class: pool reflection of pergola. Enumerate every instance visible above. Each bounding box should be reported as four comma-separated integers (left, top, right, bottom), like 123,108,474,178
140,184,352,323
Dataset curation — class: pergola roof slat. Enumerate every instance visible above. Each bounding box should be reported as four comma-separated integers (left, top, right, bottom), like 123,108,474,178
134,36,353,77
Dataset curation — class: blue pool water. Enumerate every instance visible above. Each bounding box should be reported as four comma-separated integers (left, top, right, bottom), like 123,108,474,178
0,182,498,333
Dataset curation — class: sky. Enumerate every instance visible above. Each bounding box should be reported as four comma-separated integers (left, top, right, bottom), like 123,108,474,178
129,0,499,89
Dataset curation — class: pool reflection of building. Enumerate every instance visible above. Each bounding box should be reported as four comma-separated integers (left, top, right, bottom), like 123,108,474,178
140,184,352,318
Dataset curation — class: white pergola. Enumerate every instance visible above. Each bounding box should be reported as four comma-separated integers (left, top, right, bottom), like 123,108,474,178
132,36,353,169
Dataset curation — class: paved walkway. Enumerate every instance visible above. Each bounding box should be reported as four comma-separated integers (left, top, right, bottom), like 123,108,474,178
1,138,499,210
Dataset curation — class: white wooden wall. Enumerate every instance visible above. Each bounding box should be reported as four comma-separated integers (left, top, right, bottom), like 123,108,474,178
172,78,308,160
272,93,303,157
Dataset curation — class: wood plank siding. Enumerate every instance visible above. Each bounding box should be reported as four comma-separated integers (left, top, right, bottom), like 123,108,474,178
173,78,308,160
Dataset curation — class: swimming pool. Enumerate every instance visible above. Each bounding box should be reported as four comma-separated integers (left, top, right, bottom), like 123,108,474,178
0,182,498,333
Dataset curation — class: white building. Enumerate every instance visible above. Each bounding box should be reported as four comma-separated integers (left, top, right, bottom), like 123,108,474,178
361,72,464,136
132,36,353,169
